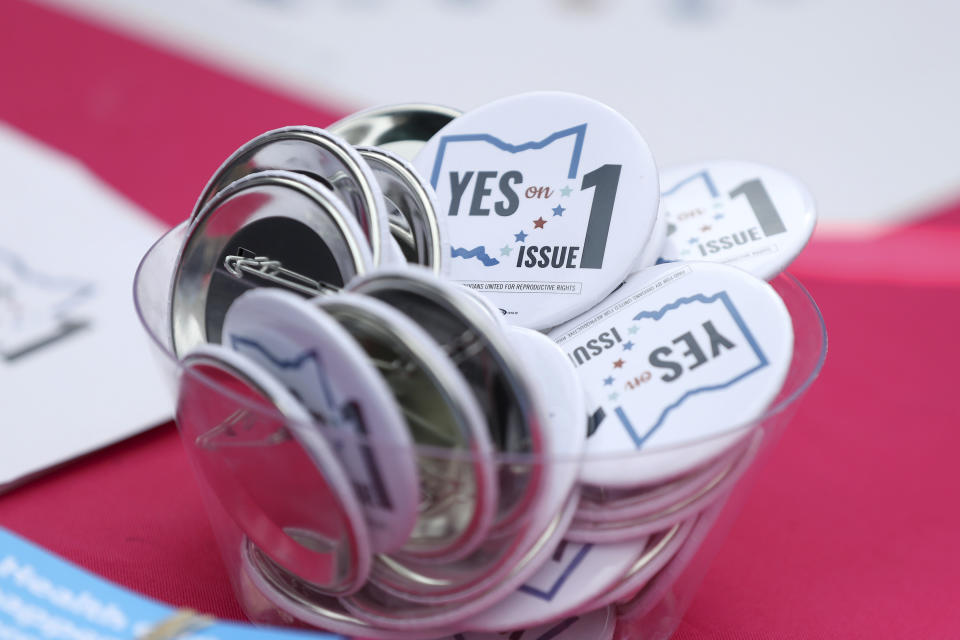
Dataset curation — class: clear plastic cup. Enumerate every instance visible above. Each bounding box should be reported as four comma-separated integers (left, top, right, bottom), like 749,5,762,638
134,222,827,640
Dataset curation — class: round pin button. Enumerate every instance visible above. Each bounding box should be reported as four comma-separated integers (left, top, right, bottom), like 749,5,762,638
342,325,584,623
357,145,443,272
313,291,498,563
221,288,419,553
178,343,371,595
658,160,817,280
548,261,793,488
348,268,548,533
413,91,660,330
327,103,462,161
170,170,372,357
190,126,392,266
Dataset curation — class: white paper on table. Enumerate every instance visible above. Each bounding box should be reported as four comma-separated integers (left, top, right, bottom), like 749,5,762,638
0,122,172,491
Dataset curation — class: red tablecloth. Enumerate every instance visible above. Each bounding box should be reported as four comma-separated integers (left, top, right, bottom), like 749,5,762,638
2,2,959,637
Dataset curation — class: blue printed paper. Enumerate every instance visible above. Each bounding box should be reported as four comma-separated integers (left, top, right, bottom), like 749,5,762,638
0,528,341,640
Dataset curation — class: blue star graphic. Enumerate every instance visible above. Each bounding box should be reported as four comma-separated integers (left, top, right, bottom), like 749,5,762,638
552,204,565,217
514,230,528,243
688,237,699,245
603,376,614,386
628,325,639,335
622,341,634,351
608,392,619,401
559,185,573,197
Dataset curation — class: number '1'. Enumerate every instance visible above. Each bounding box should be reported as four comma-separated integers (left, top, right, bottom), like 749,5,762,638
580,164,622,269
729,179,786,237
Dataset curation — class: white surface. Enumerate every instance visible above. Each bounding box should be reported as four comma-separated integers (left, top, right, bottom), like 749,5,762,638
34,0,960,229
0,123,171,489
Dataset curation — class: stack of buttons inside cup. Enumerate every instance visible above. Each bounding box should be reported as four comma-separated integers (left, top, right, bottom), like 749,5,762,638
163,92,819,639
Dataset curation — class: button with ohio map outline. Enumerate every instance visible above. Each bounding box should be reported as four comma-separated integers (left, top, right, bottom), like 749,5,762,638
414,92,659,330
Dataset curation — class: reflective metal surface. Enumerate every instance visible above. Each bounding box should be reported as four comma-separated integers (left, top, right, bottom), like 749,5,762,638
576,436,751,522
170,170,371,356
314,292,497,562
180,345,371,595
327,103,461,160
565,431,761,544
190,126,389,265
357,145,442,273
347,269,545,532
339,494,579,630
583,521,692,612
243,537,422,640
334,270,566,608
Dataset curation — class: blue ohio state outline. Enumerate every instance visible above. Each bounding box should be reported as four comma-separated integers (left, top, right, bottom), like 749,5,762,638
614,290,769,449
517,543,593,601
228,335,340,414
427,124,588,189
661,169,719,198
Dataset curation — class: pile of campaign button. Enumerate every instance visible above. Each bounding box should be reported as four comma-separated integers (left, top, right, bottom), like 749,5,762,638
160,94,815,638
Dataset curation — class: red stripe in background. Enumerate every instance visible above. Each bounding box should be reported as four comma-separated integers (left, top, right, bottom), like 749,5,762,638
2,2,960,639
0,0,348,227
792,199,960,287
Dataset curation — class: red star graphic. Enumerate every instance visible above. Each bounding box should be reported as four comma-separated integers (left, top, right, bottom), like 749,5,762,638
701,225,712,232
533,217,547,229
613,358,625,369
